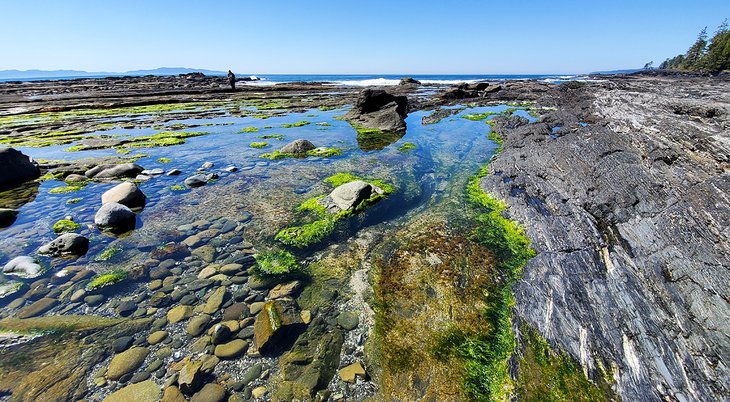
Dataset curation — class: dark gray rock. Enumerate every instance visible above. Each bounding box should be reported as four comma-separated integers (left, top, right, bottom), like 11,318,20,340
85,163,143,179
344,89,408,133
94,202,136,232
480,77,730,401
38,233,89,256
0,147,40,189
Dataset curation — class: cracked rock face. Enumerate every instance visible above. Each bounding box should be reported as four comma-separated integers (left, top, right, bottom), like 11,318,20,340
481,76,730,401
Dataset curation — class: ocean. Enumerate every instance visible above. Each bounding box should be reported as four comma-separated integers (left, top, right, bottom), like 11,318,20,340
0,73,585,85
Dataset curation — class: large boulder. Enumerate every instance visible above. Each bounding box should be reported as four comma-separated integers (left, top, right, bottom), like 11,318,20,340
281,139,316,154
85,163,143,179
399,77,421,85
329,181,372,211
38,233,89,256
3,256,44,278
0,148,40,189
253,299,305,353
94,202,136,232
101,182,146,208
345,89,408,133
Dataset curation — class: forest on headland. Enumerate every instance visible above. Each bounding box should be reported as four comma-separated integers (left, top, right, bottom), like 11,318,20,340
659,19,730,72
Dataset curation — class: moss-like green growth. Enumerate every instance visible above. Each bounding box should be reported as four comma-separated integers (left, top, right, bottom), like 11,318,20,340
39,171,64,182
95,245,122,262
318,105,336,111
307,147,342,157
324,172,359,187
49,185,85,194
240,126,260,133
86,269,128,291
261,147,342,160
253,250,301,277
66,197,82,205
515,325,616,401
52,219,80,233
276,173,393,248
352,123,405,151
281,121,310,128
250,141,269,148
127,131,209,148
116,147,131,155
157,157,172,163
63,145,88,152
258,134,284,140
432,160,536,401
398,142,416,152
488,131,504,153
170,185,186,191
462,112,497,121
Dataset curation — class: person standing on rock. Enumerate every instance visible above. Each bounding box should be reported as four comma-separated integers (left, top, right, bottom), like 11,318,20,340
227,70,236,90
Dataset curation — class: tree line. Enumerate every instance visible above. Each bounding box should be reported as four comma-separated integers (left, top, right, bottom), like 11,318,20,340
659,19,730,73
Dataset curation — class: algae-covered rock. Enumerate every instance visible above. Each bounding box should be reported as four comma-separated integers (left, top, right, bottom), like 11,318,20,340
253,299,304,352
329,180,372,211
281,139,316,154
103,379,160,402
16,297,58,318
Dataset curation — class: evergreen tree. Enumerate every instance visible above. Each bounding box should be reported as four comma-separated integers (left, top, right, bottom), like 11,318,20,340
680,27,708,70
703,20,730,72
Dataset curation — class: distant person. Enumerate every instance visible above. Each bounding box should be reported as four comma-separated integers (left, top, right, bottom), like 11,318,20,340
227,70,236,90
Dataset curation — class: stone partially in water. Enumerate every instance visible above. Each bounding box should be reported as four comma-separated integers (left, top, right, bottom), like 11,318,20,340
38,233,89,256
253,299,304,352
0,147,40,189
329,181,372,211
106,346,149,381
85,163,143,180
101,182,146,209
103,379,160,402
3,256,44,279
94,202,136,232
281,139,316,154
0,281,27,300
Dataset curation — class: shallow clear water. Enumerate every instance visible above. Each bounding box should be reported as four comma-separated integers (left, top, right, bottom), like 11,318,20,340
0,104,514,294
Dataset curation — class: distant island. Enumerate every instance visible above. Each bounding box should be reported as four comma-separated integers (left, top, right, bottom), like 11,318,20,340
0,67,229,80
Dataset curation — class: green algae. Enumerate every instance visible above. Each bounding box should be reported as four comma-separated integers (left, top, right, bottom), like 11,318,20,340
249,141,269,148
351,123,405,151
170,185,186,191
398,142,416,152
261,147,342,160
86,269,128,291
39,172,64,182
462,112,497,121
49,185,85,194
126,131,209,149
240,126,260,133
95,245,122,262
281,121,310,128
258,134,285,140
515,325,617,401
52,219,80,234
66,198,82,205
253,250,302,277
157,157,172,163
428,134,537,400
276,173,393,248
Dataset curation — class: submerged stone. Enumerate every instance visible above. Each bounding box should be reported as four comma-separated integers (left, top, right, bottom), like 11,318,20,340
103,379,160,402
253,299,305,352
106,347,149,381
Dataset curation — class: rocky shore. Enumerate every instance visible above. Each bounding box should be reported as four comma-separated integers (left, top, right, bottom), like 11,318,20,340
0,72,727,402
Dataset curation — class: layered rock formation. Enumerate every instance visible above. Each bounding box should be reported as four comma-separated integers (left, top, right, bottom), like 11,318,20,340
481,75,730,401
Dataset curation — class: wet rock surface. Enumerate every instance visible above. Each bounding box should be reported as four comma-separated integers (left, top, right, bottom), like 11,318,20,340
345,88,408,133
0,147,40,189
481,75,730,401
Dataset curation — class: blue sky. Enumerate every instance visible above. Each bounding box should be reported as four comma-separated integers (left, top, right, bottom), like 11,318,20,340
1,0,727,74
